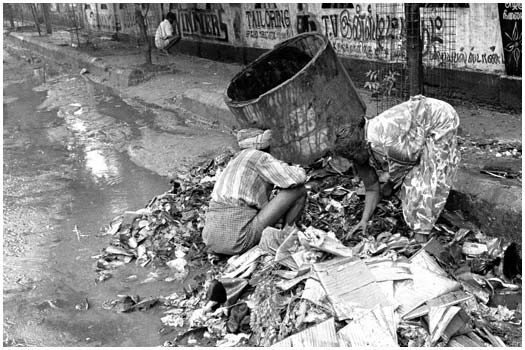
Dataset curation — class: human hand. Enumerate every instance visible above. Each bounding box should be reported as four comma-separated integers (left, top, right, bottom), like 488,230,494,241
346,220,367,240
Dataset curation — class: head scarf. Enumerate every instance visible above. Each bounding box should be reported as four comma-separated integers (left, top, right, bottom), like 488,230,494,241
237,128,272,150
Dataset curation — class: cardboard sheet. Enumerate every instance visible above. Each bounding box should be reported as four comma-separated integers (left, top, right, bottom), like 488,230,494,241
271,318,338,347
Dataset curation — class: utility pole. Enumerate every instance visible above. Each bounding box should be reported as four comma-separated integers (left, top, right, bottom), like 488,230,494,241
405,3,423,96
42,3,52,34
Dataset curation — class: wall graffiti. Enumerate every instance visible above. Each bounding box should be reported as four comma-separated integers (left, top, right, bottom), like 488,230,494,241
318,4,406,61
421,15,444,57
296,4,320,33
85,9,96,27
422,5,505,71
74,3,508,75
85,5,126,33
173,7,228,42
119,9,136,32
322,8,405,41
315,4,505,71
242,3,294,48
97,12,115,32
498,3,522,75
429,48,502,65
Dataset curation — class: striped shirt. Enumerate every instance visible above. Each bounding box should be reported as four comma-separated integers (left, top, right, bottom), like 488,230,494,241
211,149,307,209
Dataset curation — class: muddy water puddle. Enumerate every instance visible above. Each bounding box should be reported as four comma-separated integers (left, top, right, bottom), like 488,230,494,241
3,72,192,346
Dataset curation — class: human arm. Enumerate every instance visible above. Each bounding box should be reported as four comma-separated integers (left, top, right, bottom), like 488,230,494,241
347,161,380,239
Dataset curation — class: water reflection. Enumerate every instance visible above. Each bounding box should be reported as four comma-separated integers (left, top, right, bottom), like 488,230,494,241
3,65,177,346
60,106,125,186
67,115,88,134
84,149,120,184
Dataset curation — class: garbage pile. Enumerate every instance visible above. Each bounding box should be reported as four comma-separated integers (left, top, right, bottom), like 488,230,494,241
94,150,236,283
95,152,522,347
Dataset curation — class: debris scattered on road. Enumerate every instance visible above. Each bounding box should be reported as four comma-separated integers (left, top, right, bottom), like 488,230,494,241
96,152,522,346
102,295,159,313
96,150,235,274
95,270,112,284
73,225,81,241
75,298,90,311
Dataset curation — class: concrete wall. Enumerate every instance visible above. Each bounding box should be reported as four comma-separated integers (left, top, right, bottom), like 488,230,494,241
453,4,505,73
77,3,519,77
303,3,507,73
241,3,297,48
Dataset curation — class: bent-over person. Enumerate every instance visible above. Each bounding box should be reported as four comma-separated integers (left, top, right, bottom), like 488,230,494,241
334,95,460,243
202,129,307,255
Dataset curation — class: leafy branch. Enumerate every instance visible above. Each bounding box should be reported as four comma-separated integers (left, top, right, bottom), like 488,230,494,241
364,70,401,98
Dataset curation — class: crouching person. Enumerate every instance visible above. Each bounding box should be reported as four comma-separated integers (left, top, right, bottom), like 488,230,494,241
202,129,307,255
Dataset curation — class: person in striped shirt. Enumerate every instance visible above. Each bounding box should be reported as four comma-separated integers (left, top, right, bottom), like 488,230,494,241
202,129,307,255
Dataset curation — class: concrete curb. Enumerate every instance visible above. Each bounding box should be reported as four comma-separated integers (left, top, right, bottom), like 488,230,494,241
5,32,521,241
6,33,144,88
180,88,239,130
448,169,521,242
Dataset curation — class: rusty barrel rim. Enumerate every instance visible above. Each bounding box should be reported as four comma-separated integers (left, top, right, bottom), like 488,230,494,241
224,32,328,108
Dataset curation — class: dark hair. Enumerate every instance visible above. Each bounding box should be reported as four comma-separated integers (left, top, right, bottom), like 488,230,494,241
333,119,369,165
166,12,176,22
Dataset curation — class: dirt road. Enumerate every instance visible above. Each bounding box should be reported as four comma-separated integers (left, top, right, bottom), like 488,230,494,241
2,49,232,346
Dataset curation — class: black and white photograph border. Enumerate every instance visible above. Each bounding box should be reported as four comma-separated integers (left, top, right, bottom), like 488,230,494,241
2,1,522,347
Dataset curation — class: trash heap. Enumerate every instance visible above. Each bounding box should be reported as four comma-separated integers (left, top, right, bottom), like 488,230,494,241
95,152,522,347
94,150,236,282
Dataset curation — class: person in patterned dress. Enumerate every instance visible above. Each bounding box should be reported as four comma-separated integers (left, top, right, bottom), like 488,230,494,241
334,95,461,243
202,128,307,255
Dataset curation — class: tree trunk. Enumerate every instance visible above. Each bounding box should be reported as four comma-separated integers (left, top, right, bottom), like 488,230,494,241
135,4,152,65
42,3,52,34
5,4,15,29
113,3,120,39
95,4,101,31
30,4,41,36
405,3,423,96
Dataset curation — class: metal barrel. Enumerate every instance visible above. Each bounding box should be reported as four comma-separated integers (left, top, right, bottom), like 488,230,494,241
225,33,367,165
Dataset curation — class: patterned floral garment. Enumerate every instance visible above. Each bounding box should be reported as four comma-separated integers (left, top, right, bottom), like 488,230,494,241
365,95,461,234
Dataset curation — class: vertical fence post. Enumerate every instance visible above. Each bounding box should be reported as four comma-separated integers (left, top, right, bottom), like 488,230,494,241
405,3,423,96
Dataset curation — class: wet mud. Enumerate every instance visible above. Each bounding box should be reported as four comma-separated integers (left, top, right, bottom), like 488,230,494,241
2,52,222,346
